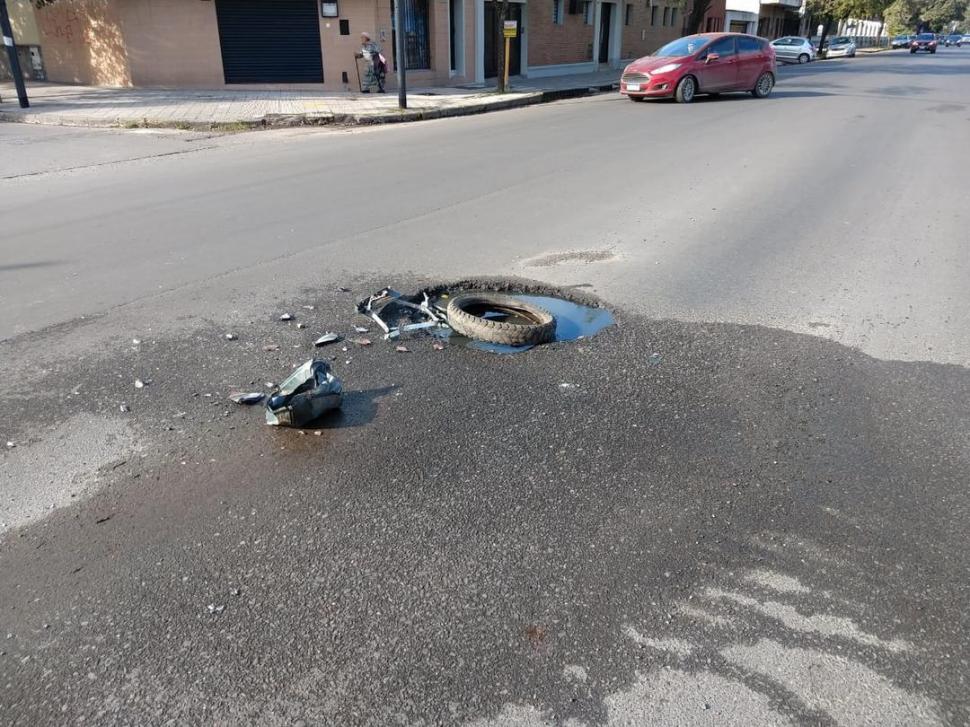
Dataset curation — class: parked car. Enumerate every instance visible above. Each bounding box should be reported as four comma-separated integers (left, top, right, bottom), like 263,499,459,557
910,33,938,53
891,34,913,48
826,36,857,57
619,33,777,104
944,34,963,46
770,36,816,64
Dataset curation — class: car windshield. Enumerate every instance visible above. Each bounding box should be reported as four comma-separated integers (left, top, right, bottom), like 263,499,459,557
917,33,935,40
831,37,850,43
654,36,710,56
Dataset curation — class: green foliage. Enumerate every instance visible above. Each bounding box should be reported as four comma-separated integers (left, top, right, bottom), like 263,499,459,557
808,0,965,33
884,0,920,32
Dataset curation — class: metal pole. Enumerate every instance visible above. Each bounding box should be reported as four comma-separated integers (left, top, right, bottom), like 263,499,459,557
393,0,407,108
0,0,29,108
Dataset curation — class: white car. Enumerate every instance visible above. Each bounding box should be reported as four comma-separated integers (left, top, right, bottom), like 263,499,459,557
770,36,816,64
826,36,857,57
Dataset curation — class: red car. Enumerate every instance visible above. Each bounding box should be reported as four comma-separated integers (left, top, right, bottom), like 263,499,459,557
621,33,777,104
910,33,937,53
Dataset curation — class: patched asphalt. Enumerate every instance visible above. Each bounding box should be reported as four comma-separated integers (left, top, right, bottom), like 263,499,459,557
2,277,968,725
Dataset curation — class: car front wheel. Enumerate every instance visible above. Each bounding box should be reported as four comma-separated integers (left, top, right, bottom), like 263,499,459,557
798,53,809,63
752,71,774,98
674,75,696,104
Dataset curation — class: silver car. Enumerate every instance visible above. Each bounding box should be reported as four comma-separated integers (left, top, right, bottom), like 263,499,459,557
826,36,857,57
770,36,816,64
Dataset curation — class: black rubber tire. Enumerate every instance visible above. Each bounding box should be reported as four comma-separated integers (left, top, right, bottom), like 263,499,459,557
752,71,774,98
674,75,696,104
446,293,556,346
798,53,809,64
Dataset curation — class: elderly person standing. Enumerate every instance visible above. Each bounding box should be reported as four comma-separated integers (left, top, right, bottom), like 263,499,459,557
356,32,386,93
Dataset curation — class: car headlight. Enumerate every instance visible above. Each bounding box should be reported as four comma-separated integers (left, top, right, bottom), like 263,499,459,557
650,63,681,75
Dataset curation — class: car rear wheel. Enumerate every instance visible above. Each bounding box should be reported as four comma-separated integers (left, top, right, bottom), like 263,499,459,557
752,71,774,98
798,53,810,63
674,75,696,104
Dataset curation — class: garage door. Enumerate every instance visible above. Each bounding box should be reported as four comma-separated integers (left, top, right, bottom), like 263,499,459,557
215,0,323,83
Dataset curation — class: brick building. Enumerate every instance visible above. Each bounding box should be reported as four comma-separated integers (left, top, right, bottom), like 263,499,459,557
14,0,727,91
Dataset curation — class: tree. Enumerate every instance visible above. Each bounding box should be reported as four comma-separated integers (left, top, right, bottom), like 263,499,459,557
884,0,920,32
495,0,510,92
685,0,713,35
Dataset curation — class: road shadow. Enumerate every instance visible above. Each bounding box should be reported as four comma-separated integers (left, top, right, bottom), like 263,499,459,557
1,310,968,725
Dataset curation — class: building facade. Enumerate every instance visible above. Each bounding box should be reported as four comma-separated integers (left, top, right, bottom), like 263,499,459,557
19,0,724,91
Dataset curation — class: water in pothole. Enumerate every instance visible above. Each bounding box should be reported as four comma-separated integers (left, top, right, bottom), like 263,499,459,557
439,294,614,354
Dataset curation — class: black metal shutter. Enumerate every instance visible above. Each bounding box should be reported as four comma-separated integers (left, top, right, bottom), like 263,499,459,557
215,0,323,83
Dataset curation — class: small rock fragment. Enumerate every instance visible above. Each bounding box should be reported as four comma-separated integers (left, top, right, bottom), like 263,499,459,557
262,344,280,352
296,323,306,329
353,325,370,333
225,333,238,341
230,588,240,596
229,392,265,405
134,379,147,389
132,338,142,345
432,340,445,351
314,333,342,347
119,404,130,413
648,353,662,366
336,286,351,293
301,305,315,311
395,345,410,353
313,431,323,436
559,383,576,389
5,441,14,449
207,604,225,615
350,338,371,347
279,313,294,322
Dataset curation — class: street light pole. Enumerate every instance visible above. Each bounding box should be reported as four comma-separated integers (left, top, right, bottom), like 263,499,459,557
393,0,407,108
0,0,29,108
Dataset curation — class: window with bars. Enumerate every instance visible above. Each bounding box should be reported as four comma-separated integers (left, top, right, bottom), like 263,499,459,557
553,0,564,24
650,5,658,25
391,0,431,70
625,3,633,25
662,6,670,25
670,6,677,27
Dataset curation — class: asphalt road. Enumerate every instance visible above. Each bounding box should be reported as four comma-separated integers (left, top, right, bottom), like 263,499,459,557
1,49,969,725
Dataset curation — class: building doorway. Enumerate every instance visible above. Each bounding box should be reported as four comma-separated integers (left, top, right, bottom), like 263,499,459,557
599,2,614,64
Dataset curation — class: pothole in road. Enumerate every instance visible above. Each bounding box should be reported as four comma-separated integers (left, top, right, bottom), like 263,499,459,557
356,284,615,355
442,293,615,354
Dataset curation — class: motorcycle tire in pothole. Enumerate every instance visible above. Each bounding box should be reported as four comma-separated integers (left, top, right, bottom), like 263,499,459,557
446,293,556,346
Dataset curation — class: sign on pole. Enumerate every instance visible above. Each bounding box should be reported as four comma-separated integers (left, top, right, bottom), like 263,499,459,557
503,20,518,38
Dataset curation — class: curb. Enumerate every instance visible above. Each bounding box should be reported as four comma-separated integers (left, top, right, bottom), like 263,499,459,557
0,86,615,131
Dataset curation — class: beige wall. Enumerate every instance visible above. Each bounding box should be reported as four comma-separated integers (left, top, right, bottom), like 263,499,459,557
36,0,131,85
9,0,42,46
119,0,224,86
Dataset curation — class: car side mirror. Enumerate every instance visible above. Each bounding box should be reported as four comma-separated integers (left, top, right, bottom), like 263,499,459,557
705,52,720,63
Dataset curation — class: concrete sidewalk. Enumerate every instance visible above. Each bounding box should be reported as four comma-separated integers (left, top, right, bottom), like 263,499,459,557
0,70,620,130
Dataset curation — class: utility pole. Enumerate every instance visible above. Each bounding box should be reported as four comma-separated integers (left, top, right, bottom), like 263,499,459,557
393,0,407,108
0,0,29,107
